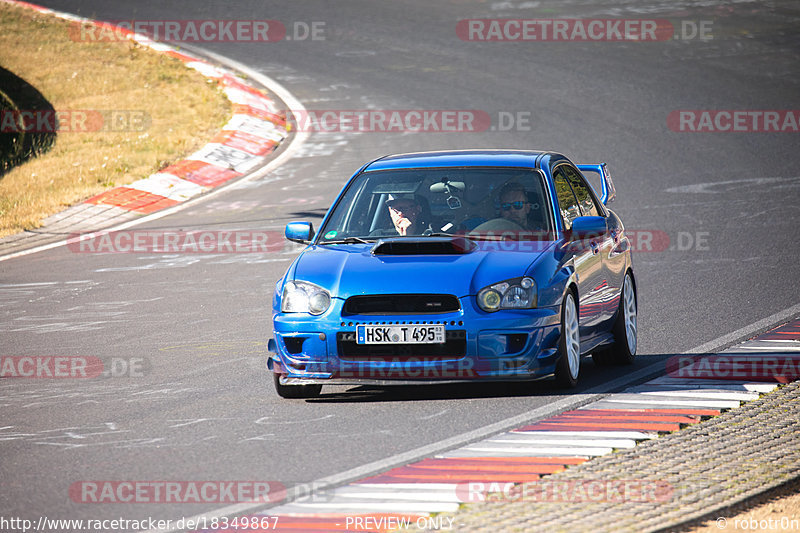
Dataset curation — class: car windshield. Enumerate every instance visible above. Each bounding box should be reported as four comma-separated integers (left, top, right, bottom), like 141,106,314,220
317,167,554,243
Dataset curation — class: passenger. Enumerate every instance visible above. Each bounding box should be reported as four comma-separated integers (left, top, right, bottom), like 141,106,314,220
498,182,532,229
470,182,532,233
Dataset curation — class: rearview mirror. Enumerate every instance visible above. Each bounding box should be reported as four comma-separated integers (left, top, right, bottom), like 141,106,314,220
285,221,315,243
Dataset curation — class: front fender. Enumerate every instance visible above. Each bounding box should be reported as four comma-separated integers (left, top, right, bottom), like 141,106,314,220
526,244,576,309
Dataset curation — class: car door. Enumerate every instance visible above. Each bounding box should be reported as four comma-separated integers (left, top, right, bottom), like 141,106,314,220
561,164,619,328
552,165,604,336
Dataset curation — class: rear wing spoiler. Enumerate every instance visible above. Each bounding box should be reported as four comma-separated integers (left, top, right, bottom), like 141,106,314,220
577,163,616,205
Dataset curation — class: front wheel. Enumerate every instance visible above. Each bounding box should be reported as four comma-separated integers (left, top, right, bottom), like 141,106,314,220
593,272,637,366
554,292,581,388
273,373,322,399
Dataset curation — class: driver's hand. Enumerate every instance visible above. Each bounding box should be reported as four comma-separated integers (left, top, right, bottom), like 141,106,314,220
396,217,412,236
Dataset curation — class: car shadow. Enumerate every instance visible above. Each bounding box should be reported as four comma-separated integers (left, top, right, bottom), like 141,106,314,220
300,352,730,403
306,378,556,403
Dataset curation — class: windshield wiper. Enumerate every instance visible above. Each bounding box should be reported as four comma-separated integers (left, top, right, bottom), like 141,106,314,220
319,236,374,245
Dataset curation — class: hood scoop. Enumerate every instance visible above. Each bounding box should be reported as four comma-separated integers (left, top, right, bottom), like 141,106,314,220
371,236,476,256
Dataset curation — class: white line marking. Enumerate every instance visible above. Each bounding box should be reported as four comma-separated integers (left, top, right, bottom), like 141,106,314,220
737,345,800,351
512,430,658,439
254,414,335,425
265,501,459,514
420,409,449,420
485,437,638,448
634,380,778,393
496,431,646,441
0,282,59,287
602,396,741,409
634,390,758,401
459,445,614,456
433,450,582,458
330,487,461,503
354,483,458,491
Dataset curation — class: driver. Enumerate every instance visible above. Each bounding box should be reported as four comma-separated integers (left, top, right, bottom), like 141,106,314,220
385,194,424,236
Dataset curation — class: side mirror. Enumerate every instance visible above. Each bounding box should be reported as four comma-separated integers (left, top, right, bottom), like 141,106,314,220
285,221,315,243
571,216,607,240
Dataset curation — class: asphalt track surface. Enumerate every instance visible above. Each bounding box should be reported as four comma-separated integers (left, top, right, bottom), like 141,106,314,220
2,0,799,527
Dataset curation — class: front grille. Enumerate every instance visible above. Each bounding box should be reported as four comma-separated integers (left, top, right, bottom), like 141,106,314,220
343,294,461,315
337,330,467,361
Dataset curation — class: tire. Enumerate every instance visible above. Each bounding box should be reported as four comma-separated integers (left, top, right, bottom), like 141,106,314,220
273,373,322,399
592,272,637,366
554,292,581,388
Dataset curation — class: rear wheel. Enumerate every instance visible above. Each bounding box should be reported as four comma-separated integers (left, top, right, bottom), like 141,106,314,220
273,373,322,399
554,292,581,388
592,272,637,366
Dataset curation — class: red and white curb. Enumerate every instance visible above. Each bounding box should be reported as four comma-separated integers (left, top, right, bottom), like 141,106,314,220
248,319,800,532
4,0,288,216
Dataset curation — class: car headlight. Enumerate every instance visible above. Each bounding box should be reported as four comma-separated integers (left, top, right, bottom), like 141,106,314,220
281,281,331,315
477,277,537,312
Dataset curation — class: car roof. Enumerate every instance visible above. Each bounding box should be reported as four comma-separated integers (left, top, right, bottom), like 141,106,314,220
362,149,560,172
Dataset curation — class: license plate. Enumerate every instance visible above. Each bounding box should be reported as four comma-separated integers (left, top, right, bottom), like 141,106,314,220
356,324,445,344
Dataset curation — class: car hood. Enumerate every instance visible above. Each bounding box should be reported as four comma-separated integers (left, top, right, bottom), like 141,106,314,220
290,240,555,298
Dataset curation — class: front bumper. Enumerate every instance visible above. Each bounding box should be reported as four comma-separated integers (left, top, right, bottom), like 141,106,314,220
269,296,562,384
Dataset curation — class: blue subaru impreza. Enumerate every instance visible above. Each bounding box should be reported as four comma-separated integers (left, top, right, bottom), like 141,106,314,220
268,150,637,398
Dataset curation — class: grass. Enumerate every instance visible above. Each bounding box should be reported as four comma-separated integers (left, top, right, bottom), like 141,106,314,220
0,2,231,237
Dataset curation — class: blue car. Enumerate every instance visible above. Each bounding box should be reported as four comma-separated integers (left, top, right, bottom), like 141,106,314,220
268,150,637,398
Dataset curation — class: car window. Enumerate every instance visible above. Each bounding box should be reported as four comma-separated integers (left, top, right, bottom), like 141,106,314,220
563,165,601,217
553,167,580,230
317,167,554,241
